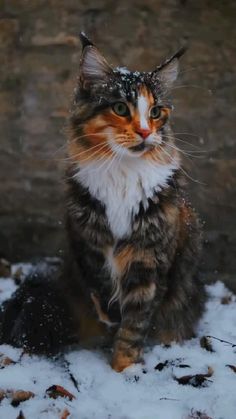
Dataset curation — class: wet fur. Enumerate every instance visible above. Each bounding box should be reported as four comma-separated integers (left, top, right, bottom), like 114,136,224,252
0,36,205,371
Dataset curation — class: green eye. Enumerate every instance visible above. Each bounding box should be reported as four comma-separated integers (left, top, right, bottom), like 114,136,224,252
112,102,130,117
150,106,161,119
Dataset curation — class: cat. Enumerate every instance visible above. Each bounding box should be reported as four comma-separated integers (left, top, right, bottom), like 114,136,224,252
64,33,205,371
0,33,205,372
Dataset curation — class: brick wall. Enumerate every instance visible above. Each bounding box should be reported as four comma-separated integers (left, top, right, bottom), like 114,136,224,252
0,0,236,289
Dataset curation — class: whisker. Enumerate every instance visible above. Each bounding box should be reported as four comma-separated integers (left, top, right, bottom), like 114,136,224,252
91,152,116,173
63,134,125,161
52,141,70,156
162,134,207,152
73,151,114,176
60,143,109,164
79,144,111,164
71,132,110,142
53,133,109,156
150,155,170,171
163,142,203,169
147,147,168,168
178,66,202,76
174,132,202,138
67,150,115,181
102,141,129,174
169,85,213,94
159,144,205,185
163,142,205,159
103,150,119,174
67,142,109,160
68,134,127,158
67,135,129,165
53,132,122,155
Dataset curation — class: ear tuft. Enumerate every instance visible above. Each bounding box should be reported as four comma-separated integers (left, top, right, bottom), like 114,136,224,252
79,32,94,50
159,58,179,85
153,45,187,87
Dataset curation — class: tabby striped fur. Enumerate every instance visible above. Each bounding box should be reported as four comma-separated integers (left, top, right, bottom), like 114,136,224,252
64,34,205,372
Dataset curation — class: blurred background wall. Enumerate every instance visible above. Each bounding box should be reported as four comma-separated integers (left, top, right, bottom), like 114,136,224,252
0,0,235,289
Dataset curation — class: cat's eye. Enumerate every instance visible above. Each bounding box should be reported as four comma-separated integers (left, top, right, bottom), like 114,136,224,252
149,106,161,119
112,102,130,117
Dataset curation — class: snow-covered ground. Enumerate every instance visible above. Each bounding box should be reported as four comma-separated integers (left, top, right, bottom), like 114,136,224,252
0,264,235,419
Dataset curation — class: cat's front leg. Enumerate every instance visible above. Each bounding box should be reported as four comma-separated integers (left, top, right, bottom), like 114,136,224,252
111,256,157,372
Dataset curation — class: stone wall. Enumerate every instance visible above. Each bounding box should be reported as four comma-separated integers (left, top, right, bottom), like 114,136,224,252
0,1,236,288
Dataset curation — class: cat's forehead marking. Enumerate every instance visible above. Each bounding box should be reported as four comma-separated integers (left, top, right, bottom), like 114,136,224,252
137,85,154,130
137,95,149,129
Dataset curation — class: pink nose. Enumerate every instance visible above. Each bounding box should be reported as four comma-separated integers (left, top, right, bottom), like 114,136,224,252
136,128,151,139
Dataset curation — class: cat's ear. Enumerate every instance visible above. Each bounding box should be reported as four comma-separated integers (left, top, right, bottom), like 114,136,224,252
79,32,113,89
152,46,186,87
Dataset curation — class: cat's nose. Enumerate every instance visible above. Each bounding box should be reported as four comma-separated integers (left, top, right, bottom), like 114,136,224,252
136,128,151,139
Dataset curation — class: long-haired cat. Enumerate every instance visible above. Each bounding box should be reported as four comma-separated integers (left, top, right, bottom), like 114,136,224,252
0,33,205,372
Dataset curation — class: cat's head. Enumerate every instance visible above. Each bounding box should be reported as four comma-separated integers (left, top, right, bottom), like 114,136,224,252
69,33,185,166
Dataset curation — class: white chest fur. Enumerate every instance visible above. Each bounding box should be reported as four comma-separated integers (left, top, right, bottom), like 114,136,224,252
74,157,177,239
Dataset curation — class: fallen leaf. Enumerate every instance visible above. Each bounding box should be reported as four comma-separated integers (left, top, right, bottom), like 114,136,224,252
154,360,169,371
174,367,213,388
46,385,75,401
0,389,35,406
186,409,213,418
221,295,232,305
0,390,5,401
226,364,236,373
178,364,191,368
0,354,16,368
200,336,214,352
0,258,11,277
11,390,35,407
155,359,190,371
61,409,71,419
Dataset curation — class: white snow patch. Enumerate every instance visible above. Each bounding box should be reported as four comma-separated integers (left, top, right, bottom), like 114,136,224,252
0,268,235,418
115,66,130,75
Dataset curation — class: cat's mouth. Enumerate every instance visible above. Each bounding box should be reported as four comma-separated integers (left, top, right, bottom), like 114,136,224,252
129,142,154,153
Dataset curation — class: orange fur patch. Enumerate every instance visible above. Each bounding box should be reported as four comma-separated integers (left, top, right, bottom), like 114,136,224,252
114,245,134,274
69,115,113,164
91,292,117,327
178,204,196,248
114,245,156,276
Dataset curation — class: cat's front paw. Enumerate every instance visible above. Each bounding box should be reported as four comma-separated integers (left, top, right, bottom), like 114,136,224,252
111,343,142,372
111,352,134,372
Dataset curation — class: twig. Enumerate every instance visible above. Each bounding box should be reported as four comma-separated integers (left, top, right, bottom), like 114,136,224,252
62,356,80,393
159,397,180,401
206,335,236,348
